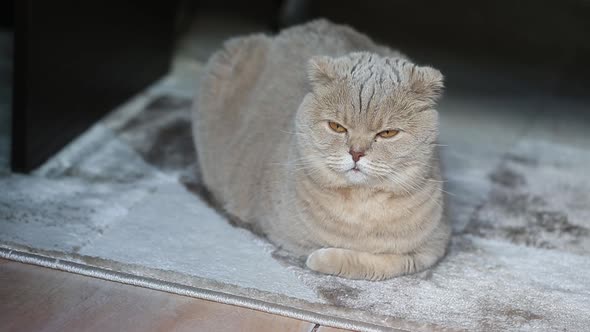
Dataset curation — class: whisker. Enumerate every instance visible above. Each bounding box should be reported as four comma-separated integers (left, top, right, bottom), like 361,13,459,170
437,187,456,197
278,129,307,135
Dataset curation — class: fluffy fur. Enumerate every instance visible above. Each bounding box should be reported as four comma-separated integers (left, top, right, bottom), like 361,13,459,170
192,19,450,280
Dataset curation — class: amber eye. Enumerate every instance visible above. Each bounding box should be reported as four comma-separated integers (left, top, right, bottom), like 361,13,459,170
377,129,400,138
328,121,347,133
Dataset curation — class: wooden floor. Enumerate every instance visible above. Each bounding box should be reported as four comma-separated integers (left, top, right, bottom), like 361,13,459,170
0,259,349,332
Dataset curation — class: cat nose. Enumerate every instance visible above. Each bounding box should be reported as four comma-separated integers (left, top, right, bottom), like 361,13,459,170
349,149,365,162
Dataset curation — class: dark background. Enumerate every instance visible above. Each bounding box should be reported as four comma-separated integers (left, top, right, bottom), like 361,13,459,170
298,1,590,99
3,0,589,171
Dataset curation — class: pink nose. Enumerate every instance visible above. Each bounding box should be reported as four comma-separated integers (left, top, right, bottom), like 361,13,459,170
349,149,365,162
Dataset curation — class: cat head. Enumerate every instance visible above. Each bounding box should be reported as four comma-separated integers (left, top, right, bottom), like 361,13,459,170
294,52,443,192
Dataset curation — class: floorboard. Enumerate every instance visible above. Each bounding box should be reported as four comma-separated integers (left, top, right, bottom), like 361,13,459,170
0,259,349,332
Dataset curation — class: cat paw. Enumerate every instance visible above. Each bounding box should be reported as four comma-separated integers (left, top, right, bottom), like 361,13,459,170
306,248,399,280
306,248,350,277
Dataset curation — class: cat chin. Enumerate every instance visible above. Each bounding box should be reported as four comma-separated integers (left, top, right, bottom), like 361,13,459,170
344,169,370,184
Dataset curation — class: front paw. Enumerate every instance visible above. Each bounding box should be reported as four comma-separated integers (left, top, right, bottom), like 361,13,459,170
306,248,350,277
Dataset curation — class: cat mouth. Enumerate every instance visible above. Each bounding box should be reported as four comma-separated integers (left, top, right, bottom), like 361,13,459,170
345,166,368,182
349,166,363,173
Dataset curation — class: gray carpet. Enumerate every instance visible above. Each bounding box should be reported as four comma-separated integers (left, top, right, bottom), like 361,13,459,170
1,70,589,331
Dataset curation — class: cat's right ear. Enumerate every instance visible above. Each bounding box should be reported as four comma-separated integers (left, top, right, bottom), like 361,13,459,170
308,56,337,90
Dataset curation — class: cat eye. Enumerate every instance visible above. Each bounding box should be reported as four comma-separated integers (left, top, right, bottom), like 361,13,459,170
377,129,400,138
328,121,347,133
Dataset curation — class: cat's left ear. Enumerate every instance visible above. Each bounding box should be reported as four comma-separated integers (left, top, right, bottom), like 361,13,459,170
308,56,338,90
408,66,444,104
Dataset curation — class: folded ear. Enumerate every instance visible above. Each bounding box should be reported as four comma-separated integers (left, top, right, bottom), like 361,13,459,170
408,66,444,104
307,56,338,90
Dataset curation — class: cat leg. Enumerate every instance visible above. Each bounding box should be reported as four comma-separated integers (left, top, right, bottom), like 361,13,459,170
306,245,445,280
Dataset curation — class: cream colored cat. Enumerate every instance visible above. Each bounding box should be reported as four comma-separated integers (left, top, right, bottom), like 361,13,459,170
192,19,450,280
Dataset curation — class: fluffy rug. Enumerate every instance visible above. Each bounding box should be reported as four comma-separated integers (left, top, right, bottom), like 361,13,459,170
1,82,589,331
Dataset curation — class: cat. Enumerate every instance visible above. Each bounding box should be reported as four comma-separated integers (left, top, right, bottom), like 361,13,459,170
192,19,450,280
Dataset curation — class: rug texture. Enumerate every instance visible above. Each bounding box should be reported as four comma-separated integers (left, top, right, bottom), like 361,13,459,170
1,85,590,331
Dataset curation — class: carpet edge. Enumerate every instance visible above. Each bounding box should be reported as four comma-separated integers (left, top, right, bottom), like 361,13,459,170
0,246,411,332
